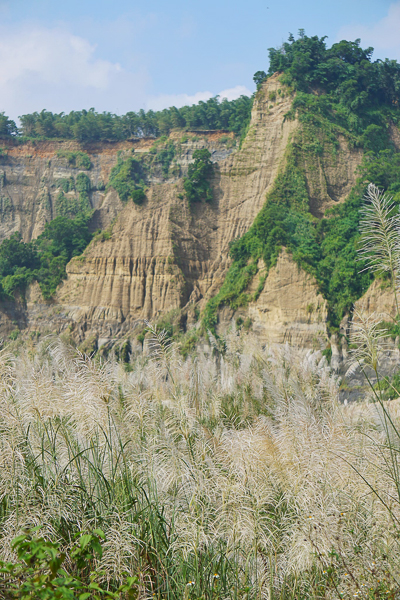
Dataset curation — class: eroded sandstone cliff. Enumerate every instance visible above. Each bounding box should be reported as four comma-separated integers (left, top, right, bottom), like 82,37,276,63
0,76,375,350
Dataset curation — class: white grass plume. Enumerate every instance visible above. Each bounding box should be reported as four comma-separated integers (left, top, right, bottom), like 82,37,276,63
358,183,400,276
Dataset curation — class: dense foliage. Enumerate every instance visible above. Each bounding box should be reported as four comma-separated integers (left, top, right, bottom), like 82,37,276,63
56,150,92,170
0,214,93,300
183,149,214,205
150,138,176,178
0,528,137,599
0,96,253,143
267,31,400,147
0,112,18,138
269,31,400,113
108,154,147,204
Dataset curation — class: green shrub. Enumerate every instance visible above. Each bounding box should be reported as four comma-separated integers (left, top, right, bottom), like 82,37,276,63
151,141,176,178
0,214,93,300
56,177,75,193
55,174,91,218
374,369,400,401
179,329,199,359
183,149,213,205
108,156,146,204
75,172,91,194
131,188,146,205
56,150,91,170
0,528,138,598
93,227,113,242
322,346,332,363
137,330,145,345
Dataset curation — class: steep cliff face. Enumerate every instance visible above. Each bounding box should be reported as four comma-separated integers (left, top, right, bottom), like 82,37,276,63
303,134,363,218
24,75,302,345
0,76,376,348
353,280,397,322
0,141,123,242
247,250,327,346
214,249,328,346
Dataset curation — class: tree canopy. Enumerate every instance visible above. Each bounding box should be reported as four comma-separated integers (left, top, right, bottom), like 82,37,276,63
268,31,400,117
0,96,253,143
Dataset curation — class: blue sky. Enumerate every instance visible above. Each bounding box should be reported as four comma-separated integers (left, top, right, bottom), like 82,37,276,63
0,0,398,120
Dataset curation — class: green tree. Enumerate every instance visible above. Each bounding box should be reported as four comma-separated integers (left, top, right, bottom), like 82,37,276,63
253,70,267,89
183,149,214,205
108,156,146,204
0,112,17,138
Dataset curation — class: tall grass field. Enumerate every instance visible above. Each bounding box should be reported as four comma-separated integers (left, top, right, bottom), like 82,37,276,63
1,184,400,598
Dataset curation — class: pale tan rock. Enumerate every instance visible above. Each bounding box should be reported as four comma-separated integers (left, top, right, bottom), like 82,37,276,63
52,76,300,332
304,135,363,217
0,75,391,349
354,279,397,321
246,250,328,346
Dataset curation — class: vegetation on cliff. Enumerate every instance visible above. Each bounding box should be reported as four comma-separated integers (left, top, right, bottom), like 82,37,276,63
0,95,253,143
183,148,214,205
56,150,92,170
0,214,93,300
108,154,146,204
268,30,400,114
204,32,400,333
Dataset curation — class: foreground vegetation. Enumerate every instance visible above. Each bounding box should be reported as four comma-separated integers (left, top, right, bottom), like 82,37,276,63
1,323,400,599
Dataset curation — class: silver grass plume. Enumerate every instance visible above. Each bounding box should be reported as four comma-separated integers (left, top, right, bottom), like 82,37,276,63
347,310,390,374
358,183,400,313
145,320,178,387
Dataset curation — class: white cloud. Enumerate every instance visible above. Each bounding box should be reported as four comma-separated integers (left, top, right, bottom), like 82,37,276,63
217,85,252,101
146,90,213,111
0,23,251,121
0,27,121,89
146,84,252,111
337,2,400,60
0,24,149,119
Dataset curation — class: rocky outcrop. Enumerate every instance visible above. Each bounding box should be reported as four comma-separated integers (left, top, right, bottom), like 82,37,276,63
0,140,125,242
215,249,328,346
303,135,363,217
353,279,397,321
24,75,303,344
0,75,386,349
247,250,327,346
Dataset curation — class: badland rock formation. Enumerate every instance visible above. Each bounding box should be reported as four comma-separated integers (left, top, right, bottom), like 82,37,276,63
0,76,389,354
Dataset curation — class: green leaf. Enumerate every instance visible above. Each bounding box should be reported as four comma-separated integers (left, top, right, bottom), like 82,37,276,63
93,528,106,540
89,582,102,590
79,534,93,550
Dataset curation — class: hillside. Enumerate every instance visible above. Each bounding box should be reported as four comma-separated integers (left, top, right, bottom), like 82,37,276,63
1,33,400,360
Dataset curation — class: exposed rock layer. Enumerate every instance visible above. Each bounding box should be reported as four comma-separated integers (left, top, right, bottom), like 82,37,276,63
0,77,375,347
